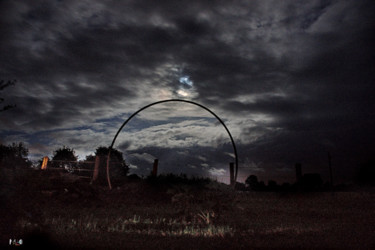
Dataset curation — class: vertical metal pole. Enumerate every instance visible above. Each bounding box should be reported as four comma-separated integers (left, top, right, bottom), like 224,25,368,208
152,159,158,176
230,162,234,187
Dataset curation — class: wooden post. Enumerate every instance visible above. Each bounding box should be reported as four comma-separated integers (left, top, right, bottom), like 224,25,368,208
91,156,100,183
152,159,158,176
230,162,234,187
41,156,48,170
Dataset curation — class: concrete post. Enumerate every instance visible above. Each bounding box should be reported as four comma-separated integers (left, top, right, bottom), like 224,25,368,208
41,156,48,170
152,159,158,176
91,156,100,183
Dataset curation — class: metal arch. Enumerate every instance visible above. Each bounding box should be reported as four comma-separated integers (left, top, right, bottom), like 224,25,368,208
106,99,239,189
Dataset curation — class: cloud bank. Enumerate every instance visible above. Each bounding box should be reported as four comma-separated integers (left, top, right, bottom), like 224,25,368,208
1,0,374,183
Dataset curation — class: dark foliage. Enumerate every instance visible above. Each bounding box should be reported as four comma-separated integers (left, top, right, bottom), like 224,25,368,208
244,173,325,192
127,174,142,181
357,160,375,185
52,146,78,162
85,154,96,162
0,142,31,169
0,79,16,112
95,146,126,162
51,146,78,172
94,146,129,184
245,175,260,191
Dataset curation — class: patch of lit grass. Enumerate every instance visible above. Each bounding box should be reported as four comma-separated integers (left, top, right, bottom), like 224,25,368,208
38,213,233,237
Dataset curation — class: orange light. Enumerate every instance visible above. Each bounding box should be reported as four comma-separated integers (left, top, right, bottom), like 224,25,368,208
41,156,48,170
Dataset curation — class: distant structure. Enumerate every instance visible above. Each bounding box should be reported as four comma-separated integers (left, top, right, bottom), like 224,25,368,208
91,156,108,185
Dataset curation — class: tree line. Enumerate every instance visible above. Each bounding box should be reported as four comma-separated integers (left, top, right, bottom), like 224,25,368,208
1,142,374,188
0,143,129,177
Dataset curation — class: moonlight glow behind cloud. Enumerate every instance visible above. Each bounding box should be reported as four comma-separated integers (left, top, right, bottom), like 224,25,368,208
0,0,374,183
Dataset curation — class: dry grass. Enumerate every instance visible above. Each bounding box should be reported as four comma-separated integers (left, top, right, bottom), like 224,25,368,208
2,170,375,249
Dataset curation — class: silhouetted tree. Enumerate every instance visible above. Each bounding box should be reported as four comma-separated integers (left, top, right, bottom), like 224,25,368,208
0,142,31,232
0,80,16,112
0,142,31,169
245,175,259,191
267,180,278,191
95,146,120,157
85,154,96,162
52,146,77,161
94,146,129,182
258,181,266,190
52,146,78,172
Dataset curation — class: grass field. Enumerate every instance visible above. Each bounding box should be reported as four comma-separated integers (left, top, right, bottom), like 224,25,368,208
1,169,375,249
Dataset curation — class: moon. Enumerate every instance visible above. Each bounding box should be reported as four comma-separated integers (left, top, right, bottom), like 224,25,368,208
179,76,193,87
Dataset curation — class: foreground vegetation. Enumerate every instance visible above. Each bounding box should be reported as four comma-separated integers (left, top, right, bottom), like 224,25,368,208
1,169,375,249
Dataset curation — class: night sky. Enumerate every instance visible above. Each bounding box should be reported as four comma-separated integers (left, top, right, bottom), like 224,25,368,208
1,0,374,184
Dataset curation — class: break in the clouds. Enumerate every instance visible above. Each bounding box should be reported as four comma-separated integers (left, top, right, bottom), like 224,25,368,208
1,0,374,183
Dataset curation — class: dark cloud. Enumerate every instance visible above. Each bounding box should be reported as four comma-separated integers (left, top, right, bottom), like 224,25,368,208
1,0,374,183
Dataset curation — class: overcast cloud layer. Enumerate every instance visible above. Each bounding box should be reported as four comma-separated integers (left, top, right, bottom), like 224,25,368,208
1,0,374,183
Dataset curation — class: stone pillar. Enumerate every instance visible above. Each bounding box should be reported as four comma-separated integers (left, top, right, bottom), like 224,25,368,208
91,156,100,183
152,159,158,176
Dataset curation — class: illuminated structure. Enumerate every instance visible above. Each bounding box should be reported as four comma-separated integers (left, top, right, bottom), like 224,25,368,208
41,156,49,170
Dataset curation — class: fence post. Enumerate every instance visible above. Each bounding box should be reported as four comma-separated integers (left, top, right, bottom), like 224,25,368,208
41,156,49,170
91,156,100,183
230,162,235,187
152,159,158,176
